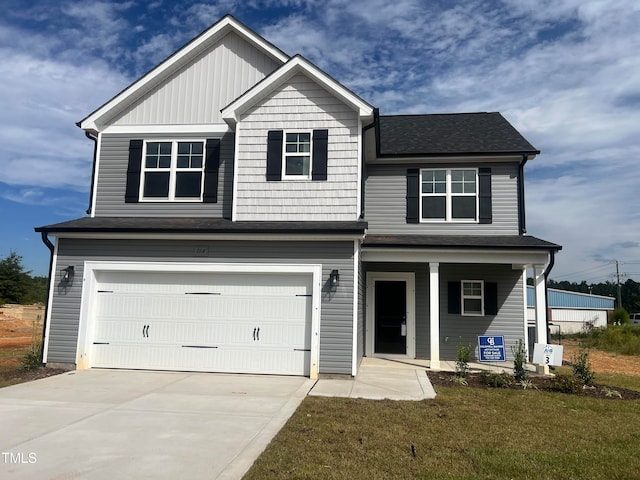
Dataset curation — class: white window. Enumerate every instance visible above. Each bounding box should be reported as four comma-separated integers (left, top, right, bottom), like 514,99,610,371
141,140,205,201
283,132,311,178
420,169,478,221
461,280,484,316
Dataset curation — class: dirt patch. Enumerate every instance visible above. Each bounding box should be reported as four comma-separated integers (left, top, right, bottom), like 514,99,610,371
560,339,640,376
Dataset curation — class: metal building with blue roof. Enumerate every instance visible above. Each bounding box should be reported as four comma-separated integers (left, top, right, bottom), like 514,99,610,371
527,287,615,334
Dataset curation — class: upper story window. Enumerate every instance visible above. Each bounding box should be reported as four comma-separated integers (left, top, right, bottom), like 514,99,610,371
420,168,478,222
284,132,311,178
141,141,204,201
266,129,328,182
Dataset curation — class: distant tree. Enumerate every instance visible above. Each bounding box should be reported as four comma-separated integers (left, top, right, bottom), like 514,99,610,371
24,276,49,304
0,251,31,305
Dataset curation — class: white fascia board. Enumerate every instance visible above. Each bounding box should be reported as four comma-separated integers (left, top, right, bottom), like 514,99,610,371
47,232,365,242
221,56,374,127
79,16,289,133
101,124,231,135
362,247,550,266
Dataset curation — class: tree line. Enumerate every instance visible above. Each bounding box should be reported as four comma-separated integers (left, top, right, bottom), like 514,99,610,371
0,252,48,305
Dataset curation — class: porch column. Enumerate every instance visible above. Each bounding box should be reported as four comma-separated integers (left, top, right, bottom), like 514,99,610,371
534,264,549,374
429,262,441,371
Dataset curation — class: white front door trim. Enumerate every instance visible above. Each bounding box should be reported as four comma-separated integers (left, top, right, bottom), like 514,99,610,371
77,261,322,379
365,272,415,358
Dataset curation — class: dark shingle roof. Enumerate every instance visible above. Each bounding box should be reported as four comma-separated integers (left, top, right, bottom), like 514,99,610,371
363,234,561,251
378,113,539,156
35,217,367,235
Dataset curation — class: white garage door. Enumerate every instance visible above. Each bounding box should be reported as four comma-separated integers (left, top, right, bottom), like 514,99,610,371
90,271,312,375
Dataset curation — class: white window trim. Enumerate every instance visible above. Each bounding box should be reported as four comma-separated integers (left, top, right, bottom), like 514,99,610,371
139,139,206,202
282,130,313,180
461,279,484,316
419,168,479,223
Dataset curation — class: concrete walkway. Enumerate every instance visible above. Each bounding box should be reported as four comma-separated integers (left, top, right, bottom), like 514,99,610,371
310,357,437,400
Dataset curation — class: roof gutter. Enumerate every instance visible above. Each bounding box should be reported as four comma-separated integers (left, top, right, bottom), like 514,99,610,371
360,108,378,218
38,232,55,365
518,154,528,235
543,249,556,344
84,131,98,215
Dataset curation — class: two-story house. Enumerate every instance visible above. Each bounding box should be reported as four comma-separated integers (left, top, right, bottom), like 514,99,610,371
36,15,560,379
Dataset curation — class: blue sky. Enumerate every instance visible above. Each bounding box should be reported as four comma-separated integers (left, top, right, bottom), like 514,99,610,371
1,0,639,283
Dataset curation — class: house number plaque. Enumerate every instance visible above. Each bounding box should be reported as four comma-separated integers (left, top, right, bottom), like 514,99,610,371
193,247,209,257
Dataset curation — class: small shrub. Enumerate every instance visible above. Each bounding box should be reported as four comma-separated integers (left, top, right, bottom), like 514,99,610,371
480,371,513,388
550,372,583,394
455,339,473,379
518,379,537,390
20,343,42,371
612,308,630,326
511,339,528,382
572,349,595,386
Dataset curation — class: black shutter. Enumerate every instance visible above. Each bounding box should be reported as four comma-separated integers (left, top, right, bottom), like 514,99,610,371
266,130,283,181
406,168,419,223
448,281,461,314
125,139,143,203
203,138,220,203
478,167,492,224
485,282,498,315
311,129,328,180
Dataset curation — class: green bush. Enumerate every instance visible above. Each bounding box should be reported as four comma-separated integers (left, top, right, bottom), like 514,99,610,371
572,349,595,386
580,325,640,356
612,308,630,326
511,339,528,382
480,371,513,388
455,339,473,379
550,373,584,394
20,343,42,371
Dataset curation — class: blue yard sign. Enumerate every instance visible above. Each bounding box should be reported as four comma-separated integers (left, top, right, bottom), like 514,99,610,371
478,335,506,362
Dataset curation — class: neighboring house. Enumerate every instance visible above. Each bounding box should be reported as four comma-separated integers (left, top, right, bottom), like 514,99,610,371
35,15,561,379
526,287,614,335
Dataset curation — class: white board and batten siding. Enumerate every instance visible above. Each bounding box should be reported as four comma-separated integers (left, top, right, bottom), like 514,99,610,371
364,163,521,235
105,32,281,126
234,74,361,221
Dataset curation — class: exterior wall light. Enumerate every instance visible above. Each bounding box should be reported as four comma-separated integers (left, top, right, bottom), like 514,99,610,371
330,269,339,286
61,266,75,284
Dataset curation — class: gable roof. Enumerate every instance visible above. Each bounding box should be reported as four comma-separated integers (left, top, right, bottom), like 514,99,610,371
78,15,289,133
221,54,374,127
377,113,539,157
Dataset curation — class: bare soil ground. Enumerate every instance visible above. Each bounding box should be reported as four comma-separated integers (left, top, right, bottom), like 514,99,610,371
560,338,640,376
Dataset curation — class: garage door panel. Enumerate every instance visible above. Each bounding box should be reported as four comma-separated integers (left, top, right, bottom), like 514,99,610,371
91,270,313,376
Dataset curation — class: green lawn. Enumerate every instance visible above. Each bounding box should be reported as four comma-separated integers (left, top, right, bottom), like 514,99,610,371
245,384,640,479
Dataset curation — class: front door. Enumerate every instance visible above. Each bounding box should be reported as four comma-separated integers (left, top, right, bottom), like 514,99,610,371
374,281,407,354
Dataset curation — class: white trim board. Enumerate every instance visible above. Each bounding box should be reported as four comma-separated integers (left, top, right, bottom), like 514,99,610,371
76,261,322,379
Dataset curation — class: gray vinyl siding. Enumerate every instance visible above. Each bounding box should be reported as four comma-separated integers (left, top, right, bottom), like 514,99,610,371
356,242,364,366
364,162,520,235
94,132,233,217
439,264,524,361
106,32,280,126
47,238,355,375
234,74,361,221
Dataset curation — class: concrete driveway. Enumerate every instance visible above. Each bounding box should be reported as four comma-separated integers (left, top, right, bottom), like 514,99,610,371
0,369,314,479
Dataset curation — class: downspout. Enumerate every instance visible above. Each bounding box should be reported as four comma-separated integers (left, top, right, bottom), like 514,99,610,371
518,154,528,235
84,131,98,215
39,231,55,365
360,108,378,219
543,250,556,344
